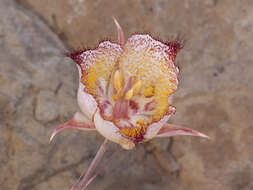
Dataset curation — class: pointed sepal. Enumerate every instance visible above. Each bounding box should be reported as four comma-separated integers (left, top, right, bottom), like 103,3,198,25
155,124,209,138
50,112,96,142
113,17,125,46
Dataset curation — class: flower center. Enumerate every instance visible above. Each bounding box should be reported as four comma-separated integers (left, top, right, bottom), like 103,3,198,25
74,36,180,143
109,70,149,141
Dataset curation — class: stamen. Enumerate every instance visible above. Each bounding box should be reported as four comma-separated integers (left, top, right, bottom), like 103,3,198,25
114,70,122,92
125,88,134,100
133,80,142,95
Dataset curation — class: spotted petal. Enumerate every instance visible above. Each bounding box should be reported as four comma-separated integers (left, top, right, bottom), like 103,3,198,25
67,27,183,145
68,41,123,120
120,35,179,121
112,35,181,141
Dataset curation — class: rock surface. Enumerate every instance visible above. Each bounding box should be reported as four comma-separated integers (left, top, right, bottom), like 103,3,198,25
1,0,253,189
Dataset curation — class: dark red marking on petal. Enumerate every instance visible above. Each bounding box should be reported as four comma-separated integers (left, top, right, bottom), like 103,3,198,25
101,100,110,110
97,82,105,96
165,41,184,62
129,100,139,113
113,100,129,119
98,100,113,119
133,134,145,143
120,128,145,143
144,100,156,112
65,51,84,65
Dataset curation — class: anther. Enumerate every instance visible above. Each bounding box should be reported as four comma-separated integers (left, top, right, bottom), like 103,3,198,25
125,88,134,100
114,70,122,92
133,80,142,95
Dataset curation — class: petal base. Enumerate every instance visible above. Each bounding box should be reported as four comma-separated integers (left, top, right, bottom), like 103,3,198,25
93,110,135,150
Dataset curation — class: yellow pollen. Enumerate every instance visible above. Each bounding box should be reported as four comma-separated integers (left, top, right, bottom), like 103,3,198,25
143,86,155,97
133,80,142,95
136,119,145,127
125,88,134,100
114,70,122,92
120,127,145,138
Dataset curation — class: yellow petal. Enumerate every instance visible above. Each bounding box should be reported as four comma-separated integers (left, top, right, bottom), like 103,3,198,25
119,35,179,122
76,41,123,99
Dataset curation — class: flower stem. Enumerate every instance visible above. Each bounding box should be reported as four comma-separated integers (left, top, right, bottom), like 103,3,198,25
72,139,110,190
84,145,120,188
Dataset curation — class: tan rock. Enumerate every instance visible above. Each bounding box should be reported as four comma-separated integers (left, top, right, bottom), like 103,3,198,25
1,0,253,189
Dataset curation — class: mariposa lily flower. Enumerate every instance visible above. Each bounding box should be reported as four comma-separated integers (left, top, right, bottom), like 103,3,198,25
50,19,208,190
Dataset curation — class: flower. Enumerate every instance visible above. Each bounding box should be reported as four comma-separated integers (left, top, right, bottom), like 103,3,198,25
50,19,208,190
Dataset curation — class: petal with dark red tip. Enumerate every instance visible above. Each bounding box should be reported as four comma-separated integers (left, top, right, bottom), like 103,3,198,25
119,35,180,125
68,41,123,121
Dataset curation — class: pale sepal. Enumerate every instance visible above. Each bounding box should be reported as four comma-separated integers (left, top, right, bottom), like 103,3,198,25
50,112,96,142
155,124,209,138
113,17,124,46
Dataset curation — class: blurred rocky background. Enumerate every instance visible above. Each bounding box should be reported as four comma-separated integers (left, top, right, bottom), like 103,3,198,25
0,0,253,189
